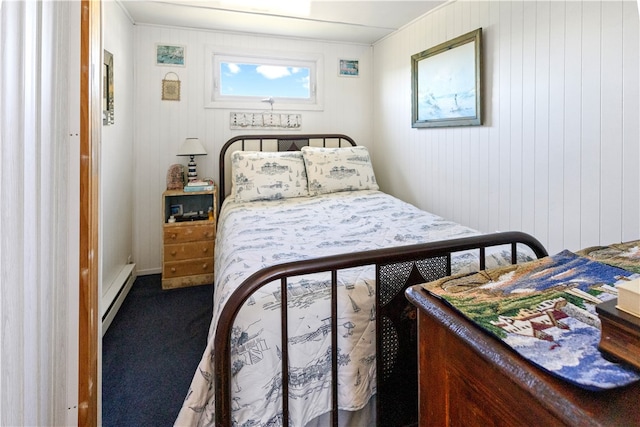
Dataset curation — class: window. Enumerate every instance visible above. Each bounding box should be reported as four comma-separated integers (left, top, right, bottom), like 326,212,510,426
205,47,323,110
220,60,310,99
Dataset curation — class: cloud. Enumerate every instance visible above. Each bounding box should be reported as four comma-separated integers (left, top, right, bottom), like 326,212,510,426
256,65,291,79
226,63,241,74
298,75,310,90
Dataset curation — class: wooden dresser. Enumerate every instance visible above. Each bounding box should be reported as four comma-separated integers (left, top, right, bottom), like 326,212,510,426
405,285,640,427
162,188,217,290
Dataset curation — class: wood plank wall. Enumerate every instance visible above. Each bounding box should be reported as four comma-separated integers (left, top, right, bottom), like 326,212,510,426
131,27,374,273
373,0,639,254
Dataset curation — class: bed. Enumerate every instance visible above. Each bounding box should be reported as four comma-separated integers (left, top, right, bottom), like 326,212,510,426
175,134,548,427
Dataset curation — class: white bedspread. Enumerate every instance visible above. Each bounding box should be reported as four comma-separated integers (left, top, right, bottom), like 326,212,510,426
176,190,528,426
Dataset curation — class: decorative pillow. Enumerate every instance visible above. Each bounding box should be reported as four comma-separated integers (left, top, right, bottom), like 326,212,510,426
231,151,309,202
301,146,379,195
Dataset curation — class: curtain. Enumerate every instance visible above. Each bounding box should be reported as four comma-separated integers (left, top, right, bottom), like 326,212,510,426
0,1,76,425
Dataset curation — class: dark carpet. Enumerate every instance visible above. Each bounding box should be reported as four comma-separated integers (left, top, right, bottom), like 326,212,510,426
102,274,213,427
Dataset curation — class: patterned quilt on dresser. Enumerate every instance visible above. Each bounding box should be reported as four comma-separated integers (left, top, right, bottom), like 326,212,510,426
175,190,535,427
422,244,640,391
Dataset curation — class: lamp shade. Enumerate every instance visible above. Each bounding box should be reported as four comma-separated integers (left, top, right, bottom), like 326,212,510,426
177,137,207,157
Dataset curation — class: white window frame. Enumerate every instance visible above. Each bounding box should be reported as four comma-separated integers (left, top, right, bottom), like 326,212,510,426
204,46,324,111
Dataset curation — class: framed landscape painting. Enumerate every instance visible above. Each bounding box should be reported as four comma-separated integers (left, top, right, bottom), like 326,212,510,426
156,44,186,66
338,59,359,77
411,28,482,128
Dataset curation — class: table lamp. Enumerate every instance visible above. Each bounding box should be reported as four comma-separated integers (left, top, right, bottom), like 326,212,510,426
177,137,207,182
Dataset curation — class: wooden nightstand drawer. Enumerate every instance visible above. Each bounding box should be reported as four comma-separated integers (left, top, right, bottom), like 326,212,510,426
164,223,215,243
164,241,214,262
163,258,214,278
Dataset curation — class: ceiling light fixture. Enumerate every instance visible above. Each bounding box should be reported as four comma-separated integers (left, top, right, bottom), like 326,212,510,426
220,0,310,16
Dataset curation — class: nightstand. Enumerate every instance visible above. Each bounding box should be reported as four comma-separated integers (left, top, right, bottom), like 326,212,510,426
161,187,217,290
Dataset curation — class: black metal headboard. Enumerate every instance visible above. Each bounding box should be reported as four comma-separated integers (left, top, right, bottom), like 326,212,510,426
218,133,357,208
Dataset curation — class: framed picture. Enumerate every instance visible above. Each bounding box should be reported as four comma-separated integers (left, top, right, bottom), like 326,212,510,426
103,49,114,125
170,204,183,216
338,59,359,77
411,28,482,128
156,44,185,66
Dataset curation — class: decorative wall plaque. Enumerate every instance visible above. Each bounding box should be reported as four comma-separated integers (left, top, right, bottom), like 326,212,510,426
230,112,301,130
162,72,181,101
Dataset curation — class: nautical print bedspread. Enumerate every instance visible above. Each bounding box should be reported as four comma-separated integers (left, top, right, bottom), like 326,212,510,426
176,190,532,427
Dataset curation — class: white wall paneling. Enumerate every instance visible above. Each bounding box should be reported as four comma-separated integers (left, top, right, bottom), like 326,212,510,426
624,0,640,242
65,4,81,424
600,1,624,245
0,1,79,425
101,0,136,330
547,0,566,253
373,0,640,254
580,1,603,248
562,0,585,251
132,27,374,273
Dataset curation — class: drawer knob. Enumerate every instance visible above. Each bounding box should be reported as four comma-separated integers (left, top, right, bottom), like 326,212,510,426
171,267,176,273
202,263,208,270
202,247,208,253
170,250,177,256
170,233,177,240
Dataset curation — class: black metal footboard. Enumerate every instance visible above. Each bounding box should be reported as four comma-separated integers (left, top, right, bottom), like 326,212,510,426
213,231,548,426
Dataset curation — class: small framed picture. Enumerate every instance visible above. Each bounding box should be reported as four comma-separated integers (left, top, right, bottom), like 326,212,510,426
156,44,185,67
170,204,183,216
338,59,359,77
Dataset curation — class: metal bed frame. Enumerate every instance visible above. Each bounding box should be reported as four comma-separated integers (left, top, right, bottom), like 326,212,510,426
213,134,548,426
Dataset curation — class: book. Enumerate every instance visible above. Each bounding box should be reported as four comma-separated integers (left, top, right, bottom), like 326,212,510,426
187,180,211,187
617,278,640,318
184,179,214,192
183,185,214,192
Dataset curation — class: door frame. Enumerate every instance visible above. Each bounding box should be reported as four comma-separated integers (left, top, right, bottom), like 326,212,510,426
78,0,100,425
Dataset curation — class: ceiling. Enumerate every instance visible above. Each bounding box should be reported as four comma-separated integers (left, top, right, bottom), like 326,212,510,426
120,0,446,44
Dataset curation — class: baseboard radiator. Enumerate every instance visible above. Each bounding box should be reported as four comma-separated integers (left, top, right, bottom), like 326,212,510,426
102,263,137,335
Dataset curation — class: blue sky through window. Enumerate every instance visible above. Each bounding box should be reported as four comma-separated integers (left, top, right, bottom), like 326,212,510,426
220,62,310,99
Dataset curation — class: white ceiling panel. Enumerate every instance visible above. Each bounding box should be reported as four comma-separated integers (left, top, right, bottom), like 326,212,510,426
120,0,446,44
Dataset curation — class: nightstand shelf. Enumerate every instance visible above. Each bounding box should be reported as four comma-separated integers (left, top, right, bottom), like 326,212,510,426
162,187,217,290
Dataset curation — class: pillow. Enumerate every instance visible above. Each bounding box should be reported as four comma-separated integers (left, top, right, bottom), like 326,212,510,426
231,151,309,202
301,146,379,195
